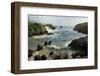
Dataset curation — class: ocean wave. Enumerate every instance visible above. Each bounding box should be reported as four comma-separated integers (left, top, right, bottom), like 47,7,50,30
47,45,61,50
64,40,72,47
45,26,54,33
46,35,87,50
32,33,59,39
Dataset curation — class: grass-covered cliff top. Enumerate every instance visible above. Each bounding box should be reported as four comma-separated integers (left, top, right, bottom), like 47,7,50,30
28,22,55,36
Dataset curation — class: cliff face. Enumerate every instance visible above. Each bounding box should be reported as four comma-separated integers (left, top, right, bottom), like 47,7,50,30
73,22,88,34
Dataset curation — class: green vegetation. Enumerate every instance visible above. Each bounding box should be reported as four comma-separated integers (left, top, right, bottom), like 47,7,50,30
28,22,55,37
73,22,88,34
28,22,47,36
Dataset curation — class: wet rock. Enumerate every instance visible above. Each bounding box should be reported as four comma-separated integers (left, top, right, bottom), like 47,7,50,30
34,55,41,60
49,51,54,56
37,44,43,51
48,41,52,45
41,55,47,60
44,41,48,46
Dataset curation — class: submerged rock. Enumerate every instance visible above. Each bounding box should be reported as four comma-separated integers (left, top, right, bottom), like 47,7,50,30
60,26,63,28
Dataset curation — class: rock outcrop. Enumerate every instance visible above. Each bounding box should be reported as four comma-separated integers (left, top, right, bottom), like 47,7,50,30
73,22,88,34
68,22,88,57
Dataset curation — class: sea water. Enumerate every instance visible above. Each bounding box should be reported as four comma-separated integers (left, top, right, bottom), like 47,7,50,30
28,26,86,50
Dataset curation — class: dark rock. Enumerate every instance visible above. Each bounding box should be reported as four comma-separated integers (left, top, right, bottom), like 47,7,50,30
47,33,53,35
71,52,77,58
69,37,87,51
41,55,47,60
69,37,88,57
60,26,63,28
44,41,48,46
49,51,54,56
48,41,52,45
44,41,52,46
37,44,43,51
34,55,41,60
73,22,88,34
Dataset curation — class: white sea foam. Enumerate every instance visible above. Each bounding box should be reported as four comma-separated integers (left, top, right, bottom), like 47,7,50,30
32,33,59,39
47,45,61,50
64,34,87,47
64,40,72,47
32,26,59,39
45,26,54,33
